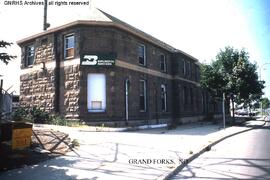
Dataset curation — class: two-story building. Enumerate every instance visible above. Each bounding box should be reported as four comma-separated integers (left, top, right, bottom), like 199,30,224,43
17,8,222,126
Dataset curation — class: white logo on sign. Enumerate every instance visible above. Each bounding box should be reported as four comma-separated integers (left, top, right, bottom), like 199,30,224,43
82,55,98,65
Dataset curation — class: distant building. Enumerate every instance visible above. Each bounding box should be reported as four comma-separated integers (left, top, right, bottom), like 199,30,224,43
17,9,222,126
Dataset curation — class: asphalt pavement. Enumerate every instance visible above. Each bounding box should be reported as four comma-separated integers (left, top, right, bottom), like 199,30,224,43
0,118,267,180
172,121,270,179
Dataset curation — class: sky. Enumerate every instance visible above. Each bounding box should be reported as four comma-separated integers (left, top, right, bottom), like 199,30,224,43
0,0,269,99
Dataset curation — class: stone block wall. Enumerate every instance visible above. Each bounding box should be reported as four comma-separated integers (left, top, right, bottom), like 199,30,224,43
59,65,80,119
20,69,55,112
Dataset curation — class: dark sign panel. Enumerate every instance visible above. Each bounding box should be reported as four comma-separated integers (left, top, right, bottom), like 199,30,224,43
81,53,116,66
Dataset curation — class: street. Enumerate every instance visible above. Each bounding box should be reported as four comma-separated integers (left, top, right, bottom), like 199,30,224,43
173,121,270,179
0,120,266,180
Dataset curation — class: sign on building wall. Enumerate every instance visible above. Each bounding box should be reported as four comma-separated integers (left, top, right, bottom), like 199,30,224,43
81,53,116,66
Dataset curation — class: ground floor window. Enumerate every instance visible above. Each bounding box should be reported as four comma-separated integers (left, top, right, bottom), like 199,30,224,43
161,84,167,111
87,74,106,112
139,79,146,111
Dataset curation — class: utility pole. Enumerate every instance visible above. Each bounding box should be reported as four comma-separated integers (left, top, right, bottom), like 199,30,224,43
259,63,270,116
222,92,226,129
43,0,50,31
0,79,3,121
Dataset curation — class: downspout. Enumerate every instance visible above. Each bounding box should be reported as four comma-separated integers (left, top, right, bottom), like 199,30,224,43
54,33,60,114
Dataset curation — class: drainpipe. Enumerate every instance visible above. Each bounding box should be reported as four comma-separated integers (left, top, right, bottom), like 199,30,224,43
125,79,130,123
54,33,60,114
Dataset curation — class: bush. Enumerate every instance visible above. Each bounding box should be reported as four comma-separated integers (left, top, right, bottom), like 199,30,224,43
12,107,31,122
30,107,49,124
12,106,49,124
48,114,68,126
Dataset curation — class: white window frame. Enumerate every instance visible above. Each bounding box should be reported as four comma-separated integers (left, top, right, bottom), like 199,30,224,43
183,60,186,75
64,34,75,59
25,44,35,67
161,84,167,111
139,79,147,111
160,54,166,72
187,61,191,77
138,44,146,66
87,73,106,112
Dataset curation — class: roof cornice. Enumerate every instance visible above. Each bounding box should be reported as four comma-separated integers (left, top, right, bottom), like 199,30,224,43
17,20,199,62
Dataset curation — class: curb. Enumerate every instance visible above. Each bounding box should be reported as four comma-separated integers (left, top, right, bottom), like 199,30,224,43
161,120,267,180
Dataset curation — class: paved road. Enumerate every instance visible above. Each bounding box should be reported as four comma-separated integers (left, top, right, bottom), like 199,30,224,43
173,121,270,179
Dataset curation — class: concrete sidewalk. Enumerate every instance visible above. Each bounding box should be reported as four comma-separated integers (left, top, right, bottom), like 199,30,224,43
0,119,266,180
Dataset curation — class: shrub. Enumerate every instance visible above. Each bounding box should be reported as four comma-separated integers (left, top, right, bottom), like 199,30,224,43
12,107,31,122
48,114,68,126
12,106,49,123
30,107,49,124
71,139,80,147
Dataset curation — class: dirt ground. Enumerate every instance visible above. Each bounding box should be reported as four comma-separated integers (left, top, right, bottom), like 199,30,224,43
0,129,71,171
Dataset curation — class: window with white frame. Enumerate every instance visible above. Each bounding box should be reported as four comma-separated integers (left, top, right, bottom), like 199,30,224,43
187,61,191,76
25,44,35,66
161,84,167,111
139,79,147,111
182,60,186,75
64,34,75,59
160,54,166,72
87,74,106,112
138,44,146,66
190,87,193,104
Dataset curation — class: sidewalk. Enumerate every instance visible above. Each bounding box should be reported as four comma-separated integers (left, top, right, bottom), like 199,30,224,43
0,119,266,180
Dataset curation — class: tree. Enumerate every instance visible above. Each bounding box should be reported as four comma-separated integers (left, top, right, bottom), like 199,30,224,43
0,40,16,65
200,46,264,121
261,97,270,109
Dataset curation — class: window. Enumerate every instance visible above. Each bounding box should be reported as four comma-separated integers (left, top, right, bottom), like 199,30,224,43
87,74,106,112
25,44,35,66
195,65,199,81
161,84,167,111
64,34,75,59
160,54,166,72
138,44,146,66
190,88,193,104
139,79,146,111
183,86,188,105
186,61,191,76
182,60,186,75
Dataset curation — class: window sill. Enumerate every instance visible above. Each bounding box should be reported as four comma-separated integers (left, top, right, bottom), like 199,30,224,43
65,56,74,60
88,109,106,113
24,65,34,68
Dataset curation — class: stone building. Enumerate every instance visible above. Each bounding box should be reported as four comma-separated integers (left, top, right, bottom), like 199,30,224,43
17,9,222,126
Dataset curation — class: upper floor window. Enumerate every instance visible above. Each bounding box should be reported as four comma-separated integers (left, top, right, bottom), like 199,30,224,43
64,34,74,59
161,84,167,111
195,65,199,81
182,60,186,75
160,54,166,72
25,44,35,66
139,79,147,111
138,44,146,66
186,61,191,77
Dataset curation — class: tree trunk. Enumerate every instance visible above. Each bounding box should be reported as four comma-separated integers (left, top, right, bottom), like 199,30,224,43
231,94,235,123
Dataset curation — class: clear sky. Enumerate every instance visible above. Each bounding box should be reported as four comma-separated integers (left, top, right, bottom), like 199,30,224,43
0,0,269,99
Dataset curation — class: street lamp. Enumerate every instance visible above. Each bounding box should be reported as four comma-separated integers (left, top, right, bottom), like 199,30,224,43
259,63,270,116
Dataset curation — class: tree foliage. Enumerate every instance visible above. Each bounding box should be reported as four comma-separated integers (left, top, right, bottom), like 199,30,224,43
261,97,270,109
0,40,16,65
200,46,264,118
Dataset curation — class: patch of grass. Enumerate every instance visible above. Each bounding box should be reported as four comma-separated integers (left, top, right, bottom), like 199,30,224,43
71,139,80,147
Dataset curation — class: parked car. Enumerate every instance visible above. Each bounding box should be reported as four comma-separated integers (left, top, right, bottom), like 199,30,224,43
235,109,249,116
235,109,256,116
